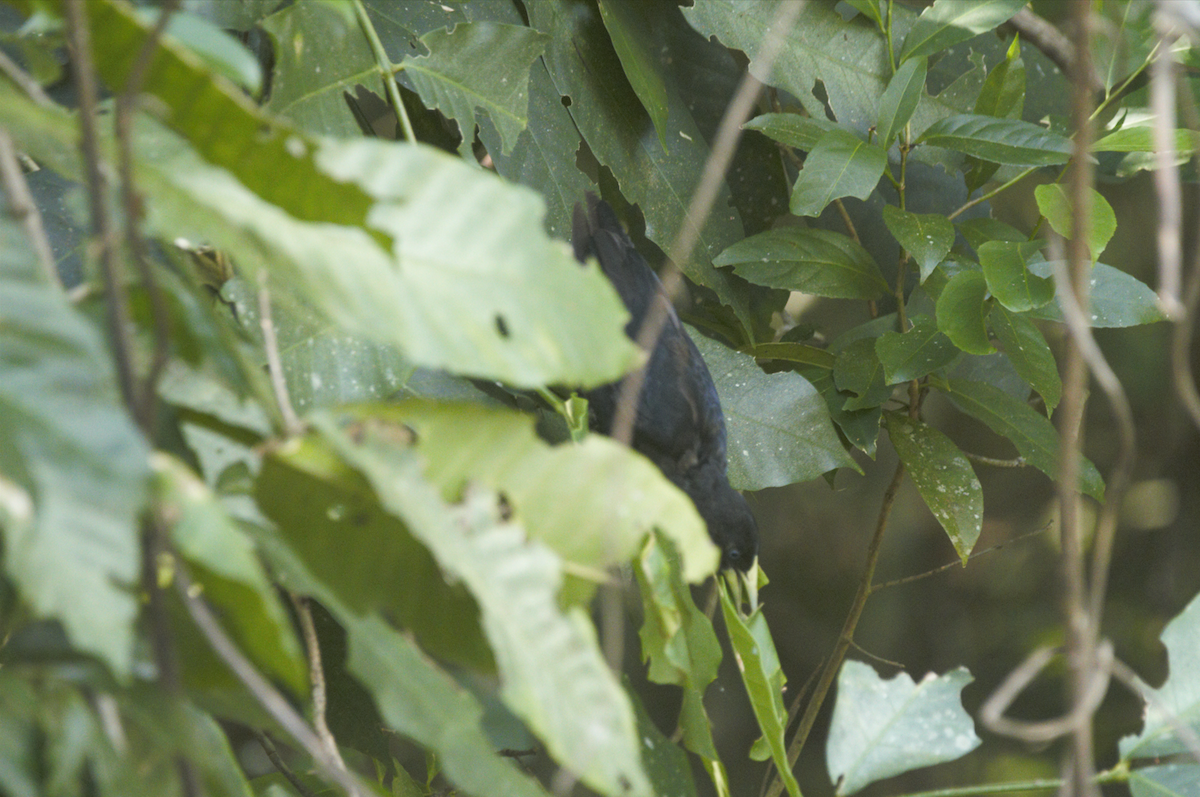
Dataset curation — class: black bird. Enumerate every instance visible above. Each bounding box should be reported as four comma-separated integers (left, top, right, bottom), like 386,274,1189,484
572,196,758,572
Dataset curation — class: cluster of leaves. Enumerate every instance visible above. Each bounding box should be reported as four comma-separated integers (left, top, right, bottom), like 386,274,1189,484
0,1,1198,797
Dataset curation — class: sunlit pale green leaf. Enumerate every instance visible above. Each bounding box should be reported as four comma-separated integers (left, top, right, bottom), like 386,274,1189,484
990,305,1061,411
1093,126,1200,153
882,206,954,283
1027,261,1168,328
716,227,889,300
827,661,980,795
791,130,888,217
916,114,1071,166
1033,184,1117,261
876,315,959,384
883,413,982,561
692,329,859,488
899,0,1026,62
937,270,995,355
979,240,1054,313
877,57,927,147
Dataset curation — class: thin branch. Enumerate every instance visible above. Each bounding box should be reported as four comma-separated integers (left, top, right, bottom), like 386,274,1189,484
0,128,60,287
258,269,303,436
257,732,319,797
1004,8,1099,92
290,593,350,775
870,525,1052,594
175,563,367,797
352,0,416,143
948,166,1037,220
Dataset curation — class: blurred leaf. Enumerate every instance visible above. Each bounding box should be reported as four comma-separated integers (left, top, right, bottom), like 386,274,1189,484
835,338,893,411
743,113,842,151
1027,261,1168,328
315,415,651,797
883,413,982,562
979,240,1054,313
1128,764,1200,797
935,378,1104,500
719,583,798,797
628,684,700,797
691,329,859,488
261,0,375,136
744,342,837,369
634,532,723,795
403,22,548,157
152,454,306,694
597,0,669,150
916,114,1071,166
882,206,954,283
937,270,995,355
341,401,718,581
142,8,263,94
826,661,980,795
899,0,1026,62
0,673,37,797
1119,590,1200,761
1033,184,1117,261
0,218,146,677
1093,126,1200,153
844,0,883,27
990,305,1061,411
875,315,959,384
254,528,552,797
877,57,927,147
717,227,888,300
790,130,888,217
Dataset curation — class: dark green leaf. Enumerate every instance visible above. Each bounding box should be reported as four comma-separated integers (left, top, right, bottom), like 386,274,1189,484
973,34,1024,120
744,342,837,370
899,0,1026,62
827,661,981,795
957,217,1027,250
1027,262,1169,328
936,378,1105,499
403,22,549,157
990,305,1061,411
597,0,670,150
800,366,883,458
629,684,700,797
883,413,982,561
877,57,927,147
692,329,859,487
743,113,841,151
834,338,893,411
1033,184,1117,261
790,129,888,217
0,673,37,797
0,219,146,677
882,205,954,283
917,114,1071,166
875,315,960,384
979,240,1054,312
717,227,889,300
936,270,995,355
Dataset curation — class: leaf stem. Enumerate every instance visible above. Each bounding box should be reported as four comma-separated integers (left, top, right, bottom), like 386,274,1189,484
948,166,1037,220
352,0,416,143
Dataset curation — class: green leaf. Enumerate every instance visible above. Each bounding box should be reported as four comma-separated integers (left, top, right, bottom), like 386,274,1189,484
936,270,995,355
743,113,841,151
974,34,1024,120
719,584,799,797
883,413,982,562
152,454,306,694
1128,765,1200,797
800,366,883,458
343,401,718,581
979,240,1054,312
628,684,700,797
0,673,37,797
882,206,954,283
744,341,837,370
875,315,960,384
261,0,374,136
1033,184,1118,261
597,0,669,150
990,305,1061,412
916,114,1071,166
835,338,893,411
877,57,927,147
790,129,888,217
691,329,859,488
1093,126,1200,153
403,22,549,157
899,0,1027,62
844,0,884,27
827,660,981,795
716,227,889,300
1027,262,1169,328
1119,590,1200,762
146,8,262,94
936,378,1105,499
315,415,651,797
0,219,146,678
958,217,1027,250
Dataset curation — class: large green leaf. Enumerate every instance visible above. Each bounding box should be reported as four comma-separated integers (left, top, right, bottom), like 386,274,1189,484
876,57,927,147
1033,184,1118,261
403,22,548,157
979,240,1054,313
882,206,954,283
827,661,980,795
790,130,888,217
690,328,858,488
597,0,670,150
883,413,982,562
314,415,651,797
835,337,893,411
916,114,1071,166
875,315,959,384
0,219,146,677
899,0,1026,62
989,305,1061,412
717,227,888,300
936,269,995,355
1027,261,1168,328
935,378,1104,500
743,113,842,152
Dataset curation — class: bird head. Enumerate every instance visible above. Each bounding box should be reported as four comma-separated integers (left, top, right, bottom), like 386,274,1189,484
687,466,758,572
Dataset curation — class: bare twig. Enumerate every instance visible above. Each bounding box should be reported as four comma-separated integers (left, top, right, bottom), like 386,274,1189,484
0,128,60,286
257,732,320,797
175,564,367,797
258,269,303,435
290,593,350,775
870,524,1052,594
